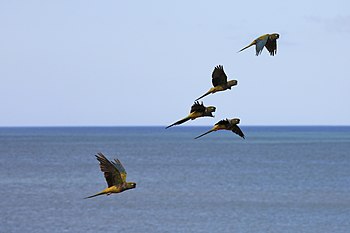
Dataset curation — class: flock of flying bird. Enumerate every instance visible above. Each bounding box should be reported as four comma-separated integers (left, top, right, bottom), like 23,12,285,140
85,33,280,198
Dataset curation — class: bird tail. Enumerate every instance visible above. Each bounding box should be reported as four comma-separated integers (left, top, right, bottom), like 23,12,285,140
238,41,255,53
166,116,191,129
84,191,107,199
195,90,212,101
194,129,215,139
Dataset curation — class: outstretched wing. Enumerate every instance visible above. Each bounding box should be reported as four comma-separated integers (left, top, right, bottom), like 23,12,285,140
212,65,227,87
190,101,206,113
231,125,245,139
255,34,269,56
215,119,230,127
265,38,277,56
95,152,123,187
112,159,127,182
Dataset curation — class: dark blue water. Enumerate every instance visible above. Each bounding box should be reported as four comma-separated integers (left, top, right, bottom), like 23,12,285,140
1,126,350,233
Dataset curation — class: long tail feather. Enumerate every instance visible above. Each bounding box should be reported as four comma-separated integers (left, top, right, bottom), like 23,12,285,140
84,191,106,199
194,129,215,139
166,116,191,129
195,90,212,101
238,41,255,53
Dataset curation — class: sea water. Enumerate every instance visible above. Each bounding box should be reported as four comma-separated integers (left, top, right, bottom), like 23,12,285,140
1,126,349,233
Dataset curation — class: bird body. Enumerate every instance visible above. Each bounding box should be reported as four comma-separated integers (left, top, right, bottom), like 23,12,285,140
166,101,216,128
85,183,135,199
195,65,237,101
194,118,245,139
85,153,136,199
238,33,280,56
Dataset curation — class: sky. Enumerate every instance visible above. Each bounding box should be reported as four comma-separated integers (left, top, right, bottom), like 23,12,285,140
1,0,350,126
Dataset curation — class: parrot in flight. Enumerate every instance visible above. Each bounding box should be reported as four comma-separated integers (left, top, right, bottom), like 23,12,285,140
85,153,136,199
194,118,245,139
238,33,280,56
195,65,237,101
166,101,216,129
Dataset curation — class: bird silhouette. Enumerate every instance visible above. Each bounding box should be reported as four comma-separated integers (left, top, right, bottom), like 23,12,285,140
166,101,216,128
85,152,136,199
238,33,280,56
194,118,245,139
195,65,237,101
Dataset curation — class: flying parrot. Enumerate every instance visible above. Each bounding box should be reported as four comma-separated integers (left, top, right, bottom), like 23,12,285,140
194,118,245,139
195,65,237,101
166,101,216,128
85,153,136,199
238,33,280,56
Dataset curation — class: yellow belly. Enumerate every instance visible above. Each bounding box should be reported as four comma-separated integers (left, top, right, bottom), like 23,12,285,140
103,186,122,194
214,85,226,92
189,112,202,119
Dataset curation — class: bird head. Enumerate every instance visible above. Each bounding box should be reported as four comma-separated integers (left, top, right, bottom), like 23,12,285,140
230,118,240,125
206,106,216,113
126,182,136,190
227,80,238,89
205,106,216,117
270,33,280,40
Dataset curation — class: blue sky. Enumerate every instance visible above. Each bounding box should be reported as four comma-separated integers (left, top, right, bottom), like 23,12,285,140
1,0,349,126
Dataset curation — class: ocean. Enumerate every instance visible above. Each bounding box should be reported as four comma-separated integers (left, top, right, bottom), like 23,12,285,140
1,126,349,233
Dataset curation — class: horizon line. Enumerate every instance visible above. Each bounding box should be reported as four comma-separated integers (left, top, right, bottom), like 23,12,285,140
1,125,350,128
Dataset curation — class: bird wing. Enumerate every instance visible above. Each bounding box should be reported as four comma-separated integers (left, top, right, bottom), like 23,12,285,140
215,119,230,127
112,159,128,183
212,65,227,87
255,34,269,56
190,101,206,113
231,125,245,139
265,37,277,56
95,152,123,187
